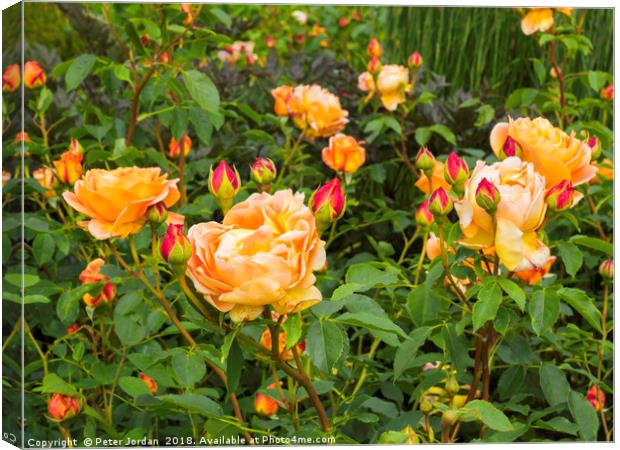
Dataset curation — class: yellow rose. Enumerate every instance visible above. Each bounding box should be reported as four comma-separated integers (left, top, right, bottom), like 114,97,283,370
63,167,181,240
455,157,549,272
376,65,410,111
288,85,349,138
186,189,326,322
490,117,597,188
321,133,365,174
520,8,554,35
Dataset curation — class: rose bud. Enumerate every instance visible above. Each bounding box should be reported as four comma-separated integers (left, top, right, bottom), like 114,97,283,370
140,35,150,46
367,38,382,58
498,136,522,160
160,224,193,273
24,61,46,89
441,409,458,428
444,152,469,187
320,39,329,48
586,385,605,411
160,52,169,64
208,160,241,213
415,147,435,171
339,17,349,27
250,157,277,191
80,259,117,308
2,64,20,92
168,134,192,158
48,393,80,421
69,138,84,155
295,33,305,45
2,171,10,186
587,136,602,160
310,178,346,233
429,187,453,217
415,200,434,229
367,56,382,74
14,132,30,144
266,36,275,48
259,329,305,360
549,67,560,79
352,11,362,21
53,150,83,185
445,373,459,396
67,323,80,335
139,373,158,395
33,167,57,192
545,179,574,212
599,259,613,279
255,392,279,416
475,178,500,212
407,51,423,69
600,84,613,101
147,201,168,225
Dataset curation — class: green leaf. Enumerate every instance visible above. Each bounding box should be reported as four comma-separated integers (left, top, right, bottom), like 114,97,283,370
306,320,346,373
528,289,560,336
56,291,80,324
159,393,223,417
226,339,243,394
442,323,473,373
539,364,571,407
335,312,406,338
118,376,152,398
36,373,77,396
282,314,302,349
472,281,502,331
65,54,96,91
32,233,55,266
406,284,442,326
429,124,456,144
496,278,525,311
345,263,399,290
568,390,599,441
587,70,608,92
183,70,220,114
570,235,613,255
415,127,431,146
394,327,431,379
557,242,583,278
172,352,206,388
557,288,602,333
466,400,514,432
5,273,39,288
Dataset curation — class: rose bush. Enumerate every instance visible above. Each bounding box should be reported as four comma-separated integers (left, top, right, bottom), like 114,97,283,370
2,3,613,446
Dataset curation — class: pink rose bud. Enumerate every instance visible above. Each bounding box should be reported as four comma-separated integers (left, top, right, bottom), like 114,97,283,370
69,138,84,155
599,259,613,279
475,178,501,212
429,187,453,217
545,179,574,212
147,201,168,225
499,136,522,160
600,84,613,101
310,178,346,233
209,160,241,213
367,56,382,74
415,200,434,229
266,36,275,48
367,38,382,58
250,157,277,190
444,152,469,186
160,224,193,273
408,51,423,69
339,17,349,28
587,136,602,160
415,147,436,171
586,385,605,412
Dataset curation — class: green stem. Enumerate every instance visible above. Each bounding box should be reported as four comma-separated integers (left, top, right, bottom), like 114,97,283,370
397,230,419,265
25,320,48,375
350,338,381,398
414,232,428,285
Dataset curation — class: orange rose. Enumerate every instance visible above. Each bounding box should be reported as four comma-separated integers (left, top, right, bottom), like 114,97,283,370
53,150,83,185
169,135,192,158
33,167,57,197
186,190,326,322
591,158,613,184
490,117,597,188
24,61,46,89
63,167,181,239
2,64,20,92
321,134,365,174
514,256,556,285
271,85,293,117
288,85,349,139
415,161,451,194
80,258,116,307
48,393,80,421
376,65,410,111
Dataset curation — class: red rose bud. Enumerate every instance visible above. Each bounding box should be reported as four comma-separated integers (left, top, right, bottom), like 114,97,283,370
266,36,275,48
339,17,349,27
545,179,574,212
415,147,435,171
368,38,382,58
295,33,305,45
169,134,192,158
24,61,46,89
586,385,605,412
160,224,193,273
444,152,469,186
140,35,150,46
475,178,500,212
67,323,80,335
160,52,170,64
600,84,613,101
429,187,453,217
499,136,522,160
367,56,382,74
250,157,277,190
311,178,346,233
599,259,613,279
48,393,80,421
2,64,20,92
209,160,241,213
415,200,434,229
255,392,279,416
139,373,158,394
587,136,602,160
408,51,423,69
147,201,168,225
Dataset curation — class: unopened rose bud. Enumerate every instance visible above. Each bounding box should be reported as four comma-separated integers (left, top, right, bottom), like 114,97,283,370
169,135,192,158
408,51,423,69
33,167,57,194
67,323,80,335
586,385,605,411
147,202,168,225
139,373,158,394
2,171,10,187
367,56,382,74
599,259,613,279
367,38,382,58
444,152,469,188
14,132,29,144
250,157,277,191
429,187,453,217
550,67,560,79
2,64,20,92
24,61,46,89
499,136,522,160
545,179,574,212
48,393,80,421
445,373,459,396
255,392,279,416
339,17,349,27
69,138,84,155
415,147,435,171
160,224,193,273
266,36,275,48
420,395,434,414
140,35,150,46
310,178,346,233
588,136,602,160
441,409,458,427
320,39,329,48
295,33,305,45
600,84,613,101
415,200,434,229
208,160,241,213
352,11,362,21
475,178,501,212
160,52,170,64
53,150,83,184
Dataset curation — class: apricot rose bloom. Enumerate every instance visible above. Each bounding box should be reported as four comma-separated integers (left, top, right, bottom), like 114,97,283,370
321,134,365,174
287,84,349,138
186,189,326,322
376,65,411,111
63,167,181,239
490,117,597,189
455,157,549,272
520,9,554,35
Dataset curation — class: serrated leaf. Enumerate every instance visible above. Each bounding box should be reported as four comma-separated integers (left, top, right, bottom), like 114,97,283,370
466,400,514,432
159,393,223,417
118,376,152,398
172,352,206,388
66,54,96,91
306,320,346,373
569,235,613,255
472,281,502,331
183,70,220,114
394,327,431,379
335,312,406,338
557,288,602,332
557,242,583,278
528,289,560,336
283,314,302,349
539,364,571,407
568,390,599,441
497,278,525,311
